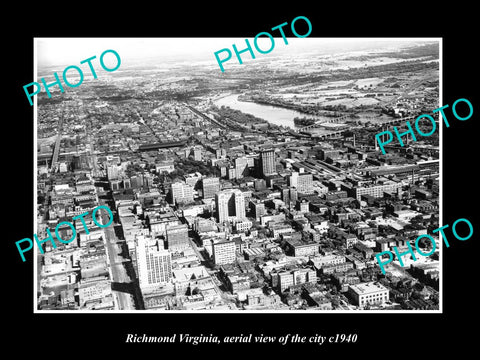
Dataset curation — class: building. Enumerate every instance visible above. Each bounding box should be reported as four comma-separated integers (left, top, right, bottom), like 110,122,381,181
352,181,402,201
215,189,245,223
276,268,317,292
296,199,310,213
193,147,202,161
260,149,276,177
280,186,291,205
166,224,189,252
348,281,389,308
321,262,354,274
285,238,318,257
289,171,314,194
171,182,194,205
184,172,202,188
310,254,346,269
234,219,253,233
235,157,249,179
249,200,265,220
213,240,236,265
297,172,314,194
136,237,172,292
107,164,121,180
156,161,175,174
202,177,220,200
289,187,298,203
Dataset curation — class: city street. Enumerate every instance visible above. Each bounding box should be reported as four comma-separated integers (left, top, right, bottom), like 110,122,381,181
97,199,136,310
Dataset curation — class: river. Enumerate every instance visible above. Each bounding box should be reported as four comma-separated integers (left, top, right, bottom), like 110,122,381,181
213,94,329,130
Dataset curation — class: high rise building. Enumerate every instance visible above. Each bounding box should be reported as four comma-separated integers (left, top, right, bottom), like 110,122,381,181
216,191,232,223
234,190,246,220
166,224,189,251
259,149,275,177
107,164,120,181
215,189,245,223
213,240,236,265
228,167,236,180
215,148,226,159
288,171,314,194
280,186,290,205
289,188,298,203
193,147,202,161
202,177,220,200
235,157,249,179
297,173,314,194
249,200,265,220
136,237,172,292
170,182,194,204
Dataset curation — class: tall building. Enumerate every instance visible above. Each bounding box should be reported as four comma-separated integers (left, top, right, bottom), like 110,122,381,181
170,182,194,204
213,240,236,265
107,165,121,181
193,147,202,162
234,190,246,220
289,171,314,194
289,188,298,203
235,157,249,179
228,167,236,180
136,237,172,292
249,200,265,220
216,191,233,223
260,149,275,177
166,224,189,251
215,148,226,159
215,189,245,223
280,186,290,205
202,177,220,200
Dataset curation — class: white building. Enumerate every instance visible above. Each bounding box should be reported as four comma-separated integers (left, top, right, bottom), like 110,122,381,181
136,236,172,293
348,281,389,308
171,182,194,205
212,240,236,265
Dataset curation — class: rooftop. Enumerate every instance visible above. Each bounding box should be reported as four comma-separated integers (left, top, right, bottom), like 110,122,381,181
349,281,388,294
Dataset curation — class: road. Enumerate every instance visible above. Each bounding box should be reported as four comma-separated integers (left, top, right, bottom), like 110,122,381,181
51,112,64,171
97,202,135,310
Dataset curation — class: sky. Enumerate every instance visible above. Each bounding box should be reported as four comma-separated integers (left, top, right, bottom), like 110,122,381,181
36,37,439,70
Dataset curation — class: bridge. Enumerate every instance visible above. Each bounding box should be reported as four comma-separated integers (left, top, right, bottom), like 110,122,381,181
296,114,417,132
300,129,346,139
296,114,354,131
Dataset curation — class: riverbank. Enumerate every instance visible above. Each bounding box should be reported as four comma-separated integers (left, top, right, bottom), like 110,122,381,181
238,94,345,118
213,94,333,129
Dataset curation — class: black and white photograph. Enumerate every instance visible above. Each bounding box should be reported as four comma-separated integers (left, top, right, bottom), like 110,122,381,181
6,4,478,356
33,37,442,313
